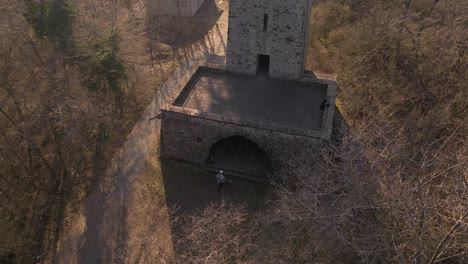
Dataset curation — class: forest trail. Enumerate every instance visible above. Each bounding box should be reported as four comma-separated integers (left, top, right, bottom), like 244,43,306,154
49,1,228,263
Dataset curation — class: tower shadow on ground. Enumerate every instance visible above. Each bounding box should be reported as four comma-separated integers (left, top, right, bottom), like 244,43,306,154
147,0,223,49
159,158,271,256
160,159,270,215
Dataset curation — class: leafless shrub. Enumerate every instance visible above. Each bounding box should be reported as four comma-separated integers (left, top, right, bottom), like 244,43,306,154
303,0,467,262
259,126,465,264
262,134,384,263
174,202,256,264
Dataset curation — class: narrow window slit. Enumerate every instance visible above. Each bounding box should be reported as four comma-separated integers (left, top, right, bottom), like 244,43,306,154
263,14,269,31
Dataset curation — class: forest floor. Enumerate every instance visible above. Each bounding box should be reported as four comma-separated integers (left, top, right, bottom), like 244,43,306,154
47,1,230,263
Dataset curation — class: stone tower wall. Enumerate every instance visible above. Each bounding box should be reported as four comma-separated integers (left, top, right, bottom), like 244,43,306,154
160,111,324,178
149,0,204,17
226,0,313,80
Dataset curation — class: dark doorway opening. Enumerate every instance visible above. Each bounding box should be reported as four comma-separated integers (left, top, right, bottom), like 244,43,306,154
257,54,270,75
206,136,273,182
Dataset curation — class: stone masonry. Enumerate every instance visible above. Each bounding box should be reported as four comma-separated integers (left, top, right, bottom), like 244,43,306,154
159,0,338,181
160,110,326,178
149,0,204,17
226,0,313,80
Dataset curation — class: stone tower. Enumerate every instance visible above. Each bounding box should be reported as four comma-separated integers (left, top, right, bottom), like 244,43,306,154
160,0,338,181
226,0,313,80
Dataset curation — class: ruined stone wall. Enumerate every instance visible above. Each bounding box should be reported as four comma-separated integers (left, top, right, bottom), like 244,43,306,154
226,0,313,80
148,0,204,17
160,111,323,177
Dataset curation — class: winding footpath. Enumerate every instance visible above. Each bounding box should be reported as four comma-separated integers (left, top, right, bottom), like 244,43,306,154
50,2,228,263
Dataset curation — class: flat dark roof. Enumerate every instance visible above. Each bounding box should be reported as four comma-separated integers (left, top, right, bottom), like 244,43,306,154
173,67,330,131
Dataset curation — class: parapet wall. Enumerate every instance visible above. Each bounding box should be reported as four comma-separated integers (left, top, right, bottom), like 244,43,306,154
160,110,324,178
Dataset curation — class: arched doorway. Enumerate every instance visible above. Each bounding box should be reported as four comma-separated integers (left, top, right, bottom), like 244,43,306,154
206,136,273,181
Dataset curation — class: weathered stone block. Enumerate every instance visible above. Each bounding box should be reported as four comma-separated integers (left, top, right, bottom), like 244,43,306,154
160,111,324,178
226,0,313,80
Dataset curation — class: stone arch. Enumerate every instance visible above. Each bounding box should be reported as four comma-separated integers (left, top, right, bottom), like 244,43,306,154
206,135,274,181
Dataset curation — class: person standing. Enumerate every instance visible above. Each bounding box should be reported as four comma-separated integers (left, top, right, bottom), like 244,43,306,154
216,170,226,192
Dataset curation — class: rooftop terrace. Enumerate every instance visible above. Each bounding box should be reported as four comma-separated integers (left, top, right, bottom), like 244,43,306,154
168,67,336,139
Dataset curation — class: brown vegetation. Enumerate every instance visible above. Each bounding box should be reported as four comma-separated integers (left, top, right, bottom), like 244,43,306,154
303,0,467,262
1,0,466,263
0,0,158,262
174,203,255,264
171,0,467,263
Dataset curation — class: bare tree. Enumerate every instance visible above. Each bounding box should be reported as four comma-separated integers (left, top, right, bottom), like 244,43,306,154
174,202,256,264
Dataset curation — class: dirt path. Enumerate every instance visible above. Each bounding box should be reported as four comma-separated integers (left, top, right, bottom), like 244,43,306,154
50,1,228,263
